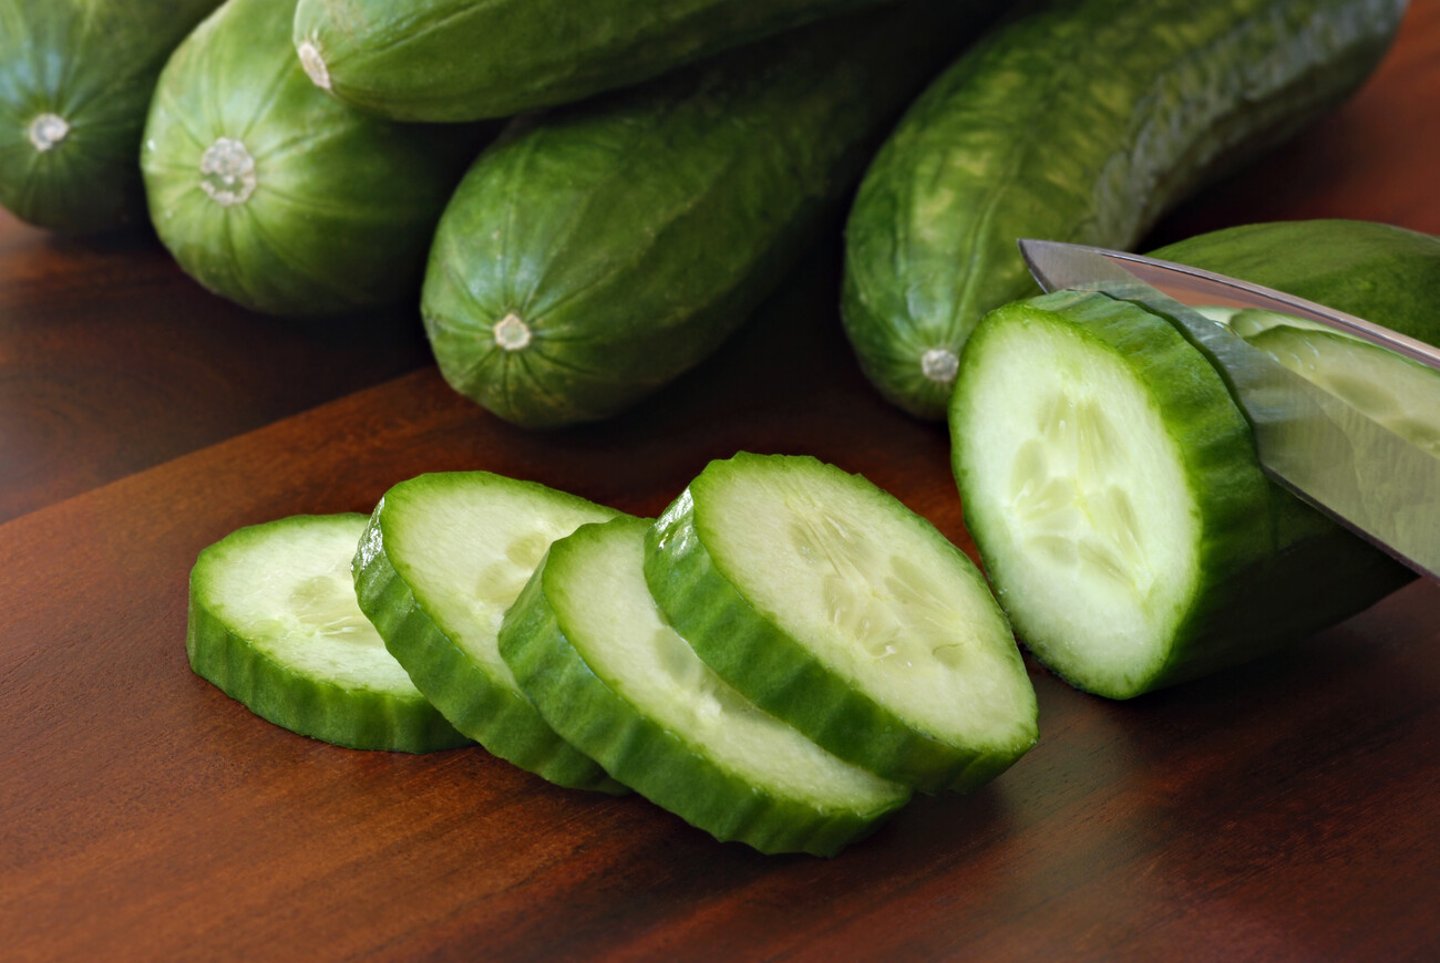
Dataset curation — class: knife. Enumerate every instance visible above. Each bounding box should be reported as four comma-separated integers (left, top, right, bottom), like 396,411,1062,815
1017,238,1440,581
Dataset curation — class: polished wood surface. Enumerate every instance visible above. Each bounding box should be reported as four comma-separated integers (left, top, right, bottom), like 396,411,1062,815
3,4,1438,960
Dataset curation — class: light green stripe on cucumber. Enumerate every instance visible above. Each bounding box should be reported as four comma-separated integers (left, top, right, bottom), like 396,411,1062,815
950,291,1411,699
352,472,626,793
499,516,909,856
644,453,1037,793
186,513,469,752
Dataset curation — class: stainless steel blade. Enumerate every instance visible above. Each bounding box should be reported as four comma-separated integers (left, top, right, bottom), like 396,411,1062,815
1018,238,1440,580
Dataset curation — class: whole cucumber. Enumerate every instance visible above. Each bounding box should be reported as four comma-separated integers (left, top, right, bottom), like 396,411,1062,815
844,0,1407,420
422,1,1001,429
141,0,483,317
291,0,903,122
0,0,222,233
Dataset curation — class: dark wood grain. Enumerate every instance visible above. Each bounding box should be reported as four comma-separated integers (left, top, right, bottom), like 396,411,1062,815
0,213,430,524
2,2,1439,960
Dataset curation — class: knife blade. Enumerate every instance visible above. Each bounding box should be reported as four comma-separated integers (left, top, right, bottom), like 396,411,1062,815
1017,238,1440,580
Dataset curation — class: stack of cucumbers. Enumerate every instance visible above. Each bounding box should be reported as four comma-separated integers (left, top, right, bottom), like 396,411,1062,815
189,455,1040,855
1,0,1407,420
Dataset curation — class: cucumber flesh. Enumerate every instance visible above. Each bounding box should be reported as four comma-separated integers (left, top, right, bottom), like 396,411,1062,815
645,453,1036,792
950,290,1411,699
353,472,625,792
953,300,1207,692
499,517,909,856
1245,325,1440,455
186,513,468,752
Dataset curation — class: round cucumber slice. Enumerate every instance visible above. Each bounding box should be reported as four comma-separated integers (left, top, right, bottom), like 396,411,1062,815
1244,325,1440,455
353,472,625,793
950,290,1408,699
186,513,468,752
499,516,909,856
644,453,1037,793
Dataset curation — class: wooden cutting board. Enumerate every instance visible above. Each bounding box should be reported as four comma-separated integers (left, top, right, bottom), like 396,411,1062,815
2,4,1438,959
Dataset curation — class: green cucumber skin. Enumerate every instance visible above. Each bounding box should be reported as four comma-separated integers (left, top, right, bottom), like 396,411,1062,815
644,454,1035,793
1152,219,1440,347
951,292,1410,698
843,0,1406,420
0,0,221,233
420,0,1001,429
352,488,627,794
187,515,469,753
292,0,901,122
498,519,907,857
141,0,482,317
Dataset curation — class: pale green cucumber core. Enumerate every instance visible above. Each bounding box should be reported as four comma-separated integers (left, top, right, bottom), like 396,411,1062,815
199,138,257,207
693,462,1030,744
364,481,614,689
555,523,899,809
208,517,414,693
961,319,1199,684
28,113,70,152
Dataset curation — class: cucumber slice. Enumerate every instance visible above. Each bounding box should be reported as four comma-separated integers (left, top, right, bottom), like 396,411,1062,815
643,453,1036,793
353,472,625,792
499,516,909,856
186,513,468,752
1245,324,1440,455
950,290,1409,699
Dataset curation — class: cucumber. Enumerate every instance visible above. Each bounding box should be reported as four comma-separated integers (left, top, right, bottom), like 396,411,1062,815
0,0,221,233
141,0,481,317
643,453,1037,793
421,0,998,429
1151,219,1440,348
352,472,626,792
842,0,1406,419
290,0,901,122
1244,325,1440,455
499,516,910,855
949,290,1411,699
186,513,468,752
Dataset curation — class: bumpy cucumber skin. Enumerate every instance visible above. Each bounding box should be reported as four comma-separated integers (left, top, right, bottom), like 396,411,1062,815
291,0,900,122
186,514,469,753
141,0,481,317
420,0,1001,429
843,0,1406,420
0,0,221,233
951,292,1410,698
352,480,626,794
643,454,1036,793
499,518,908,856
1152,219,1440,347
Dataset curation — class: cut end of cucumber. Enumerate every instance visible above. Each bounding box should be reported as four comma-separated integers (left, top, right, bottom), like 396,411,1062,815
198,138,257,207
27,113,70,152
920,347,959,385
953,305,1201,693
492,313,533,351
297,40,332,91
